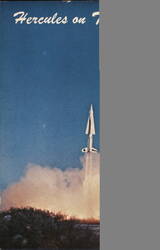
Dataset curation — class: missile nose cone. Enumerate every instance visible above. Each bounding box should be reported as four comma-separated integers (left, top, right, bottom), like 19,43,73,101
90,104,94,113
85,104,96,135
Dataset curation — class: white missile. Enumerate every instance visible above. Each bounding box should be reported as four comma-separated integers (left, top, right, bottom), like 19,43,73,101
82,105,97,153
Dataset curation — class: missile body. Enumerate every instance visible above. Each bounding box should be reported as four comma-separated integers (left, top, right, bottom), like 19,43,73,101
82,105,97,153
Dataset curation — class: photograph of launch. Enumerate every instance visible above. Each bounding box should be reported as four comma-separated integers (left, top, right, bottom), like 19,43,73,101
0,1,99,248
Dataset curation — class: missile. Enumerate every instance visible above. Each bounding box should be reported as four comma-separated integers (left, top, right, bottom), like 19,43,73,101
82,105,97,153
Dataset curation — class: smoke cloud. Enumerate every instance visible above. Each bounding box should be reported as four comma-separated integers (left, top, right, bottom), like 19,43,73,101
1,153,100,219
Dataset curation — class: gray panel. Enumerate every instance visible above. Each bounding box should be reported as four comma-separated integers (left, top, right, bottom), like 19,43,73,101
100,0,160,250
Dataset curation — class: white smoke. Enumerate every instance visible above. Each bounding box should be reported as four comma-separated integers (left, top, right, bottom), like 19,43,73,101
1,153,100,219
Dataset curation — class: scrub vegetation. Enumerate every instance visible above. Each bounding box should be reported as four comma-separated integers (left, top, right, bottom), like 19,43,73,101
0,207,99,249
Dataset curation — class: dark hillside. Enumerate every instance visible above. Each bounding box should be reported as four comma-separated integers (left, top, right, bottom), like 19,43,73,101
0,207,99,249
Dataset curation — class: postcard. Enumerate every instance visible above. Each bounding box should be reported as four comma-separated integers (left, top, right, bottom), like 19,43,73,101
0,1,100,248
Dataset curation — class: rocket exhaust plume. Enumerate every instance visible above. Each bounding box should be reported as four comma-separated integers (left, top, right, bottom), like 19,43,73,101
1,105,99,219
1,153,99,219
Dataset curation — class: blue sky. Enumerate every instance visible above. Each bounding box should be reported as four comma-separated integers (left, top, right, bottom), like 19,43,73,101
0,1,99,189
